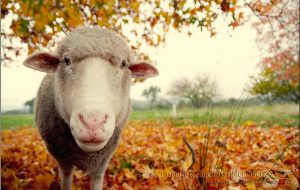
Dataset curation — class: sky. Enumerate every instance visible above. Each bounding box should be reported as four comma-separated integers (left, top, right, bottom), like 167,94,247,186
1,17,260,111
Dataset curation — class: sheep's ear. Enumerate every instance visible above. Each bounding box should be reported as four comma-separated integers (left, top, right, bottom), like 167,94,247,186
129,61,158,79
23,52,60,73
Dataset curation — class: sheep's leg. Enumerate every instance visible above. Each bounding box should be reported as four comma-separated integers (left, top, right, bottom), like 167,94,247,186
58,161,74,190
90,172,105,190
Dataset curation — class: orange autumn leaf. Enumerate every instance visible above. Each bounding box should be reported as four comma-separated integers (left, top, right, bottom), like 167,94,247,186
33,174,55,189
1,121,299,189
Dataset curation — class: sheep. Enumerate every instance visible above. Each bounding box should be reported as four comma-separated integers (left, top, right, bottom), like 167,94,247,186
23,26,158,190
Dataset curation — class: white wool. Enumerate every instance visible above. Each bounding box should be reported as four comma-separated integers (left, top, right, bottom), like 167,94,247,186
56,26,135,65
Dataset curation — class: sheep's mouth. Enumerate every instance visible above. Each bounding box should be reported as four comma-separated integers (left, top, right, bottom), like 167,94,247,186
79,139,103,144
75,139,108,152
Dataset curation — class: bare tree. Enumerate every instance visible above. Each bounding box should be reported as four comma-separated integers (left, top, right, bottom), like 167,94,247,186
24,98,34,114
142,86,161,109
168,74,218,108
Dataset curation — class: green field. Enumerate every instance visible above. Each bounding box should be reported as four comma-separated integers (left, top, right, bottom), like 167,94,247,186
1,104,299,130
130,103,299,127
1,114,35,130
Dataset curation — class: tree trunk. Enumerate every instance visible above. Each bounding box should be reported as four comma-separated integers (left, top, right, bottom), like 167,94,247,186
171,103,178,117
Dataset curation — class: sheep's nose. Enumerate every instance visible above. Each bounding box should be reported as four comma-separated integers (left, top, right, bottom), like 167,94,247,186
78,113,108,131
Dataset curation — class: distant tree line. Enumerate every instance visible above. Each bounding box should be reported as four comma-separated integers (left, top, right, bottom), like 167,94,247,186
139,73,298,111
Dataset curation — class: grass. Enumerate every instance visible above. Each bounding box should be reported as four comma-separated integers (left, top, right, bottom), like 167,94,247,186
1,104,299,130
130,103,299,127
1,114,35,130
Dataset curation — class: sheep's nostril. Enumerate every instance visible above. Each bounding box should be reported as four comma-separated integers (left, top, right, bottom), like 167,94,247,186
78,113,108,130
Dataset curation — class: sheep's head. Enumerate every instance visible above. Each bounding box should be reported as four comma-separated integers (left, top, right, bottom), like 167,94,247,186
24,26,158,152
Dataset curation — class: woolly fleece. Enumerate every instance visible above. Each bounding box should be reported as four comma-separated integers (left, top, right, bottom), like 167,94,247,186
56,26,135,65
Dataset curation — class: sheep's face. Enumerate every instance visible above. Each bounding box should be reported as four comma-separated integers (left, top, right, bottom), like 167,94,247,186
24,52,158,152
58,56,132,152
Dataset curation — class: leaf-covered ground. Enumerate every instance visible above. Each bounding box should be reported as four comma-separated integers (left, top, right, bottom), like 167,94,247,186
1,121,299,190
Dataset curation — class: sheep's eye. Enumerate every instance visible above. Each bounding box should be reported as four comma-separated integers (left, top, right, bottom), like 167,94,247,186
120,60,127,68
64,58,71,66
